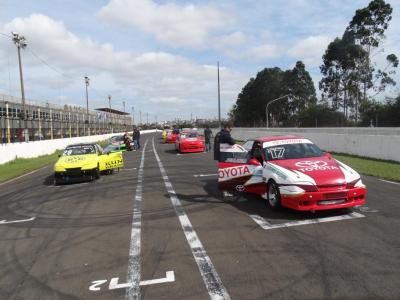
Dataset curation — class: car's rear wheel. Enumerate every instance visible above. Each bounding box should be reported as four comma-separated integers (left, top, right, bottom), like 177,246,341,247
267,181,282,210
94,166,100,179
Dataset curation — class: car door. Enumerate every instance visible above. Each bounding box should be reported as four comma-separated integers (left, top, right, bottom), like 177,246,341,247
218,140,265,195
98,151,124,171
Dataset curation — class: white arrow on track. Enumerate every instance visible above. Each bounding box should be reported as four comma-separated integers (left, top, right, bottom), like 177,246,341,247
0,217,36,224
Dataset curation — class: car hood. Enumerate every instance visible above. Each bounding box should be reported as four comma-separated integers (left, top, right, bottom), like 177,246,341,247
271,156,346,186
56,155,96,167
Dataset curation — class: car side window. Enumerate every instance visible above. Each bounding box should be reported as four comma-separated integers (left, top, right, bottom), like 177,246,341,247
251,143,263,164
242,140,254,151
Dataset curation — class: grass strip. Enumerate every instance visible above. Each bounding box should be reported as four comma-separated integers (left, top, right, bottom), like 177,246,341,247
0,139,110,183
0,150,62,183
333,153,400,182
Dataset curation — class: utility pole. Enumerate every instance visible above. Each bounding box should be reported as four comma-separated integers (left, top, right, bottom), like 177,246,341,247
139,110,142,125
217,61,221,128
146,112,149,125
123,101,126,113
108,94,112,133
12,32,28,141
84,76,90,135
131,106,135,125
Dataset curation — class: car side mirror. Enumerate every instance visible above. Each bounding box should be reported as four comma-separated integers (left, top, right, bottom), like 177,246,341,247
325,152,332,159
248,158,261,166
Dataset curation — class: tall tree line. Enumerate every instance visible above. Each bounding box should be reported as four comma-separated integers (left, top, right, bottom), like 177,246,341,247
319,0,398,122
230,0,399,127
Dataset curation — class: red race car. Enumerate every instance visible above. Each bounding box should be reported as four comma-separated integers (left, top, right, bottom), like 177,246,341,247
165,128,180,143
218,135,366,211
175,131,205,153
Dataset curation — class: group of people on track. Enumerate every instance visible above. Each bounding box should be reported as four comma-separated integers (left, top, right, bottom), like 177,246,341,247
123,127,141,151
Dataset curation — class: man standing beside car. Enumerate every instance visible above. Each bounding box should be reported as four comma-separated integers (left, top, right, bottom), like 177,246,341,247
204,125,213,152
214,122,235,161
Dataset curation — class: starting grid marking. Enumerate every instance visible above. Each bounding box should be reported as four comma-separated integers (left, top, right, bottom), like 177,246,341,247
0,216,36,225
250,212,366,230
89,271,175,291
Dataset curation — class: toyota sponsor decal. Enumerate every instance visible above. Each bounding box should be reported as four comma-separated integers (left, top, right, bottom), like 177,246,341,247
295,161,339,172
218,165,253,182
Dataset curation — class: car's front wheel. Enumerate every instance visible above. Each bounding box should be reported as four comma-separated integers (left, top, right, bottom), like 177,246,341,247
267,181,282,210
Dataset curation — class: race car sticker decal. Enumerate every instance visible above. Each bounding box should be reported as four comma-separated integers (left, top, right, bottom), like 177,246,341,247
295,161,339,172
218,165,254,182
64,156,85,163
267,147,285,159
263,138,312,148
219,143,248,163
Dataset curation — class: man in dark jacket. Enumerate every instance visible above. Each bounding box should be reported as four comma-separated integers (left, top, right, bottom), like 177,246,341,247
204,125,213,152
214,122,235,161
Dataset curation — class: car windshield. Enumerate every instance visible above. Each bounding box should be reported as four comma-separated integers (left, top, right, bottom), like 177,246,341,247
111,136,124,142
63,145,96,156
264,142,324,160
185,132,198,138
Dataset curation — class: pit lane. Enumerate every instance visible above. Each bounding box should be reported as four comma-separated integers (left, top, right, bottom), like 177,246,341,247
0,132,399,299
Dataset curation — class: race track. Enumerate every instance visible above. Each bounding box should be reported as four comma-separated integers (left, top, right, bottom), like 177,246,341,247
1,132,399,300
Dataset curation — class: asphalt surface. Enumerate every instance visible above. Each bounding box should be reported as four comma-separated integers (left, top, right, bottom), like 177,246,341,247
0,132,399,300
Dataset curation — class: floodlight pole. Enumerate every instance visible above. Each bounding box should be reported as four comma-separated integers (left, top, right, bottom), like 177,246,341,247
266,94,291,128
12,32,27,140
84,76,90,135
217,61,221,128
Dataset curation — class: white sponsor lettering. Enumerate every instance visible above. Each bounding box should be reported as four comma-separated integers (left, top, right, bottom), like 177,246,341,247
263,138,312,148
295,161,338,172
218,165,253,181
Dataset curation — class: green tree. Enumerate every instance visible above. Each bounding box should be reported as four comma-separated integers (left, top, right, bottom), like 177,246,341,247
230,62,316,127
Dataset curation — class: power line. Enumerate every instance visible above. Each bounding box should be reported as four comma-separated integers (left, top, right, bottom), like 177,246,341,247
0,32,11,38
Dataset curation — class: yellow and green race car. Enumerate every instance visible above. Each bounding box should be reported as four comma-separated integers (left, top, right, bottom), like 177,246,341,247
54,143,124,184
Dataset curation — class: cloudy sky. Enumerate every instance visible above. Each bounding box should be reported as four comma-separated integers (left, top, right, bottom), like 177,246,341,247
1,0,399,122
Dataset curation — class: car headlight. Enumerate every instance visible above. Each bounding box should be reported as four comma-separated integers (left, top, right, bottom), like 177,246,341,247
346,178,365,189
279,185,306,197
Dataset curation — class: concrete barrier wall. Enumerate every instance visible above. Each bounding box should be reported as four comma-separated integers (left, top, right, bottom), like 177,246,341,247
0,130,158,164
211,127,400,162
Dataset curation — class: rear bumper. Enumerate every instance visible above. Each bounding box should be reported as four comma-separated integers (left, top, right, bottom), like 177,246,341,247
280,187,366,211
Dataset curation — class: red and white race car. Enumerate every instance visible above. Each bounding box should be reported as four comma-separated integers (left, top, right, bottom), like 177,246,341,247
165,129,180,144
218,135,366,211
175,131,205,153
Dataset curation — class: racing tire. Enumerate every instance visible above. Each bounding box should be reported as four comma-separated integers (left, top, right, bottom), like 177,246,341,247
267,181,283,210
54,178,62,186
94,167,100,179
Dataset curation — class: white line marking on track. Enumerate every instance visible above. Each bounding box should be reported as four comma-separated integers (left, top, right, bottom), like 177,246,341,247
126,139,148,300
121,168,137,171
0,216,36,224
193,174,217,178
379,179,400,185
89,271,175,292
250,212,365,230
152,137,230,300
139,270,175,286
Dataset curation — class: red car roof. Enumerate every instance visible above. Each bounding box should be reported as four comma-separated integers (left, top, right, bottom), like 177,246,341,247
254,135,304,143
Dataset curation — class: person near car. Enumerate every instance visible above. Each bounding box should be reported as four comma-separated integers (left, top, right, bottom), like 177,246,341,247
134,127,141,150
214,122,236,198
214,122,235,161
204,125,213,152
123,131,132,151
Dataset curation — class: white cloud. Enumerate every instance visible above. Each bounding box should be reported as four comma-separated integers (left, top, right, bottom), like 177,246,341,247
97,0,233,48
245,44,282,60
287,35,332,66
0,14,246,118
